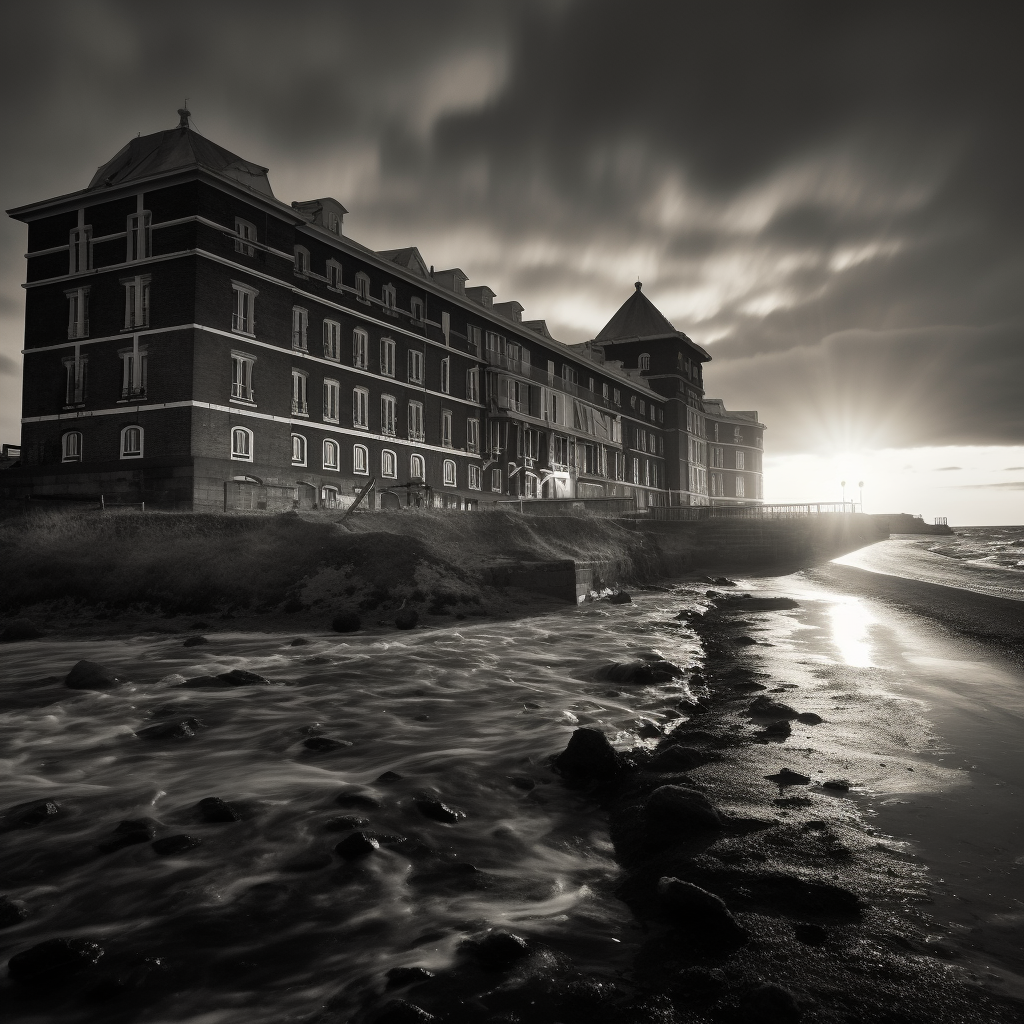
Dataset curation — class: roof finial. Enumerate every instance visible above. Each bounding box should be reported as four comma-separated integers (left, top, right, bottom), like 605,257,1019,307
635,280,642,292
178,104,191,129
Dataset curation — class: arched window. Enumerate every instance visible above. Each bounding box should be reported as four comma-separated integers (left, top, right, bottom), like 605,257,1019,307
353,444,368,475
443,459,457,487
381,449,397,478
410,453,425,480
355,272,370,302
231,426,252,461
120,425,143,459
62,431,82,462
291,433,306,466
323,439,339,471
639,353,650,370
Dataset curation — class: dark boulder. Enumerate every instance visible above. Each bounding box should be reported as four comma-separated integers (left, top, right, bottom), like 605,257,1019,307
197,797,240,823
324,815,370,832
766,769,812,787
395,608,419,630
749,696,799,718
760,720,792,739
554,728,620,781
335,792,381,810
377,771,403,783
605,660,683,685
467,930,531,971
336,831,379,859
0,896,29,928
5,798,60,829
375,1000,436,1023
1,618,43,642
735,635,758,646
303,736,353,752
216,669,272,686
608,591,632,605
136,717,204,741
386,966,436,989
650,745,705,773
415,798,464,823
65,660,119,690
152,834,202,856
99,819,157,853
645,785,722,833
8,938,104,988
657,877,748,947
332,612,361,633
737,983,802,1022
796,712,824,725
182,636,208,647
822,779,851,792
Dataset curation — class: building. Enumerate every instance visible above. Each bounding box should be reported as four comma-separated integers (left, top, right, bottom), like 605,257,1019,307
701,400,765,504
4,111,764,511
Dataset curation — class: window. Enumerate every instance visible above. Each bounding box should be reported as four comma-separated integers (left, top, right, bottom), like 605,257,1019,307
69,227,91,274
632,457,640,484
711,446,724,468
127,212,152,262
231,354,255,402
552,434,570,468
355,272,370,302
292,370,308,415
549,392,559,423
562,364,578,386
294,246,309,275
63,353,88,405
441,311,450,345
467,325,481,355
658,436,664,456
734,426,743,442
485,331,503,355
410,296,424,321
352,387,368,428
736,476,745,498
736,451,745,471
291,433,306,466
381,395,397,436
120,347,148,400
292,307,308,350
123,276,150,329
630,396,637,410
408,349,423,384
613,388,621,406
443,459,457,487
121,425,144,459
327,260,342,289
589,377,595,392
382,283,396,311
382,449,397,478
323,439,339,471
323,320,341,361
639,353,651,370
640,400,646,416
353,444,368,475
467,418,480,454
713,422,720,442
234,217,256,257
468,464,481,490
380,337,396,377
441,409,453,448
602,383,609,400
67,287,89,339
408,400,424,441
230,426,251,461
410,453,425,480
62,431,82,462
232,283,257,335
650,405,656,421
658,408,664,423
327,211,341,234
525,473,538,498
490,467,502,492
352,328,368,368
440,357,449,394
323,379,340,423
466,367,479,402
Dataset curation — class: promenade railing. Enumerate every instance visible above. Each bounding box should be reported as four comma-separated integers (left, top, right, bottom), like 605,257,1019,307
646,502,860,522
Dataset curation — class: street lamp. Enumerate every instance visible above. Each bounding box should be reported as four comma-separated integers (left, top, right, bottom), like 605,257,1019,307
858,480,864,512
841,480,846,510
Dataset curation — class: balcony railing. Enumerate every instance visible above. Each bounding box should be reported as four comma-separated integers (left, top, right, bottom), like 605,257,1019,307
291,399,307,415
120,386,147,401
68,320,89,339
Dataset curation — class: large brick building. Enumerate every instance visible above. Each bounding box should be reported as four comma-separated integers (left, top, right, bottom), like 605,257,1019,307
5,111,764,511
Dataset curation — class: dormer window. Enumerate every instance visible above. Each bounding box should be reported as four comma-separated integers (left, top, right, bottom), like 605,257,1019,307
327,211,341,234
355,272,370,302
639,353,650,370
294,246,309,276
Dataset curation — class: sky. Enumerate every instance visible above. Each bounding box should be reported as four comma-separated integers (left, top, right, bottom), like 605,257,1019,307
1,0,1021,524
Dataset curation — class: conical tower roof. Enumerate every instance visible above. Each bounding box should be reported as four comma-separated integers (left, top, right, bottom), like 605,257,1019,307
595,281,679,342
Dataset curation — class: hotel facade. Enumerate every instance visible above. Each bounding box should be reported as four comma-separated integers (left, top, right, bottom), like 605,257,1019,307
5,112,764,512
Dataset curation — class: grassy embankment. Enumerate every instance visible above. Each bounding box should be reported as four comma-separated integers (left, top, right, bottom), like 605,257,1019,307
0,503,657,633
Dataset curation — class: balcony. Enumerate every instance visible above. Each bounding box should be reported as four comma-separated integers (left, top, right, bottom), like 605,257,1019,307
482,349,620,413
408,429,425,442
68,320,89,340
291,399,307,415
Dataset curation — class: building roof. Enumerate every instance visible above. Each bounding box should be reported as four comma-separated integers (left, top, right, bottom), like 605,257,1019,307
86,109,274,198
377,247,430,278
704,399,765,428
595,281,680,342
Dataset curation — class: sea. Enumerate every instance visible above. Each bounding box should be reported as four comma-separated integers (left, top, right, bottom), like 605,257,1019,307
1,525,1022,1020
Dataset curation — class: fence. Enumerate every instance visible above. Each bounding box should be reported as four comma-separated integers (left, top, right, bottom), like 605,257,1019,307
647,502,859,522
494,496,637,517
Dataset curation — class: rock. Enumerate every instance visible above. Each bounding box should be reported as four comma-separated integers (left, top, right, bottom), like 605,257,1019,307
713,595,800,611
761,720,792,739
386,966,436,989
335,831,379,859
332,612,361,633
468,931,531,970
749,696,799,719
216,669,272,686
605,659,683,685
737,983,802,1022
182,636,208,647
553,728,620,781
1,618,43,642
712,577,737,586
635,719,663,739
335,792,381,810
415,798,464,823
303,736,353,752
733,681,768,692
65,660,119,690
99,819,157,853
793,923,828,946
657,877,748,946
796,712,824,725
136,717,204,740
608,591,632,604
8,938,104,988
395,609,419,630
197,797,240,823
5,798,60,828
645,785,722,833
651,745,705,773
152,834,202,855
0,896,29,928
766,769,812,787
735,635,758,646
375,1000,436,1023
823,779,851,792
325,815,370,832
377,771,403,783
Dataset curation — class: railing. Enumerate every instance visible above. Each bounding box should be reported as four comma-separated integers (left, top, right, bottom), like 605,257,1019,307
231,384,253,401
68,320,89,339
648,502,860,522
482,350,621,413
121,386,147,401
291,399,307,415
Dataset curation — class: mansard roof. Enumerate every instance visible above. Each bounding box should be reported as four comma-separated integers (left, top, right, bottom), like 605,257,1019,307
87,113,274,198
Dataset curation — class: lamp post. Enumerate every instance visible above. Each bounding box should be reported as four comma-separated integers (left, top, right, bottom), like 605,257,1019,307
858,480,864,512
841,479,846,511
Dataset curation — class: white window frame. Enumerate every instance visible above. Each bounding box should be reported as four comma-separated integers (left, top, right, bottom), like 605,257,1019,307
410,453,425,480
231,353,255,403
410,296,424,321
323,379,340,423
291,433,307,466
382,283,397,311
69,226,91,274
352,386,369,429
353,444,369,475
230,426,252,462
326,259,342,290
234,217,256,257
66,286,90,340
127,211,152,263
292,307,308,351
323,319,341,361
408,348,424,384
381,394,397,436
119,346,148,401
355,272,370,302
443,459,457,487
491,467,502,492
291,369,308,416
120,424,144,460
467,325,481,355
294,245,309,276
62,430,83,462
639,353,651,370
231,282,258,336
441,409,453,448
380,337,396,377
408,400,425,441
322,438,340,471
122,275,151,330
63,352,88,405
441,311,450,345
736,475,745,498
440,357,450,394
736,450,745,471
352,328,368,368
468,464,481,490
466,367,479,402
381,449,398,478
466,417,480,454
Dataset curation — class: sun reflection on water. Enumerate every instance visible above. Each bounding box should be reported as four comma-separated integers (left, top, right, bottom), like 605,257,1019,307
828,597,875,667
